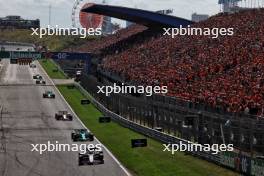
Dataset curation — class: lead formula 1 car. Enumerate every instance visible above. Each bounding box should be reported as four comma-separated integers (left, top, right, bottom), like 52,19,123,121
79,147,104,166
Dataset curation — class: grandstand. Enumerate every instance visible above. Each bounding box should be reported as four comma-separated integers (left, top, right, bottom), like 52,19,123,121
67,8,264,117
102,9,264,116
59,5,264,170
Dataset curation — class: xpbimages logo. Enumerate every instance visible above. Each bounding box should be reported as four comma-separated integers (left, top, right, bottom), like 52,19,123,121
30,141,102,154
97,83,168,97
31,25,102,38
163,25,234,39
163,142,234,155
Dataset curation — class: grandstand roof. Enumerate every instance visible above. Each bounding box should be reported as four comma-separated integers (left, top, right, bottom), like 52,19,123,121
81,4,193,28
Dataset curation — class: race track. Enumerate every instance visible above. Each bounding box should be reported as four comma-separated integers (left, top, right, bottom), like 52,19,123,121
0,59,128,176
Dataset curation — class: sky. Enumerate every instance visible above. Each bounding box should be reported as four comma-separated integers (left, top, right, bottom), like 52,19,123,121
0,0,222,27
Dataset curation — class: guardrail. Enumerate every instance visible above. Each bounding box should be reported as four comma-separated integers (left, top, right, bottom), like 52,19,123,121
74,82,264,176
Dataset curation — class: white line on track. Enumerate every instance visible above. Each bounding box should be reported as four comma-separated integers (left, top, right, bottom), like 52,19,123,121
38,61,132,176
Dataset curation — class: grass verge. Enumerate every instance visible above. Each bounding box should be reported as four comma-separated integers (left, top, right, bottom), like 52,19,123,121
57,85,238,176
39,59,67,79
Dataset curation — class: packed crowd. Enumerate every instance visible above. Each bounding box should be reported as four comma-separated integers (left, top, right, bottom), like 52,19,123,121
101,9,264,116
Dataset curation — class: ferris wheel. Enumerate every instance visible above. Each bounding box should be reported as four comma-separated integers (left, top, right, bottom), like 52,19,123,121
71,0,107,29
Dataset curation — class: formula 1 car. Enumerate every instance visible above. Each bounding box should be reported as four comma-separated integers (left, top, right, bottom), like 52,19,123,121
36,79,46,85
33,74,42,79
79,148,104,166
43,91,55,98
30,64,36,68
55,111,73,121
71,129,94,142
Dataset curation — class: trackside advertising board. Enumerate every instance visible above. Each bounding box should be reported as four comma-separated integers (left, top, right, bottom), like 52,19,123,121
50,52,90,60
11,51,42,59
0,51,91,61
251,159,264,176
220,152,264,176
50,52,91,73
0,51,10,58
0,51,42,59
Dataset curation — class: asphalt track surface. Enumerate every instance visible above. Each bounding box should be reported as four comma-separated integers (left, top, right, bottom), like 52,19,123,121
0,60,128,176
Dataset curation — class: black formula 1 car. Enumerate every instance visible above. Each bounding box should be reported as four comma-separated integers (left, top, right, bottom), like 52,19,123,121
71,129,94,142
33,74,42,79
79,148,104,166
36,79,46,85
43,91,55,98
55,111,73,121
